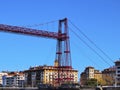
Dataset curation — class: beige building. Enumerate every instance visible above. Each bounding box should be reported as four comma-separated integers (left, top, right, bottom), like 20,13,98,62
80,66,117,86
94,70,102,85
24,60,78,87
80,66,102,85
85,66,95,79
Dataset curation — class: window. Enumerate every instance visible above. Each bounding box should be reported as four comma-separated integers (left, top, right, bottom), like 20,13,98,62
117,71,120,73
117,67,120,69
32,72,36,76
117,74,120,77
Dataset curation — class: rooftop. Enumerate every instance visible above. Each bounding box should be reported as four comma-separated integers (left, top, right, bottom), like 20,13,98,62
115,60,120,63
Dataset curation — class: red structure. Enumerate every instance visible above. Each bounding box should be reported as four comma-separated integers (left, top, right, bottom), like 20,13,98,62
0,18,72,84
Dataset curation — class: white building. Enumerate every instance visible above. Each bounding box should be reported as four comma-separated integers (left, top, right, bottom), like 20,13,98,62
3,72,25,87
0,72,8,85
115,60,120,86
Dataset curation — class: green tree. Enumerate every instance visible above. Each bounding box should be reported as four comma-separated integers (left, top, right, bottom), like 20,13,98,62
85,79,97,87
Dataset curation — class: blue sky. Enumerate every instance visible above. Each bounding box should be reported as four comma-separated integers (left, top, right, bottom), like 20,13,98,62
0,0,120,76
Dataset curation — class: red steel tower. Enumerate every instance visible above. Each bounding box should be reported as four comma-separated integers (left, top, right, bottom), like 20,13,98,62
56,18,71,67
0,18,72,84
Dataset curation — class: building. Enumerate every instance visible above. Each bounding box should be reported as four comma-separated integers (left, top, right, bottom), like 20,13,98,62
0,72,8,86
102,67,116,86
80,66,102,86
85,66,95,79
115,60,120,86
80,72,87,85
94,70,102,84
24,60,78,87
2,72,25,87
80,66,117,86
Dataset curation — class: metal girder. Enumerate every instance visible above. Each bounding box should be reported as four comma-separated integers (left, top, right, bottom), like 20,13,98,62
0,24,66,40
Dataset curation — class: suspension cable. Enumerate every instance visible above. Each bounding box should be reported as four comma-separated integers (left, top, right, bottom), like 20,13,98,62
70,37,103,69
69,19,113,63
69,27,112,67
22,20,58,28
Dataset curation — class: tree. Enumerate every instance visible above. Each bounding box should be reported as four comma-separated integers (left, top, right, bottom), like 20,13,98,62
102,75,114,86
85,79,97,87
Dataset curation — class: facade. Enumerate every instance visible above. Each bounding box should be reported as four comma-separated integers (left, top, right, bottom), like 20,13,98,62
24,60,78,87
80,72,87,85
115,60,120,86
80,66,102,85
0,72,8,85
2,72,25,87
85,66,95,79
80,66,116,86
102,67,115,86
94,70,102,84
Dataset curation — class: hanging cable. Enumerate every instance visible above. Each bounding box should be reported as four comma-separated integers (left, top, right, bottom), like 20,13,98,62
69,27,112,67
22,20,58,28
70,37,103,69
69,19,113,63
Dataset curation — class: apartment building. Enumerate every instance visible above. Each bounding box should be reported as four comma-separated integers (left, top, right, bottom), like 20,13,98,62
24,60,78,87
80,66,102,85
80,72,87,85
2,72,25,87
102,67,115,85
85,66,95,79
80,65,117,86
115,60,120,86
94,70,102,83
0,72,8,85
